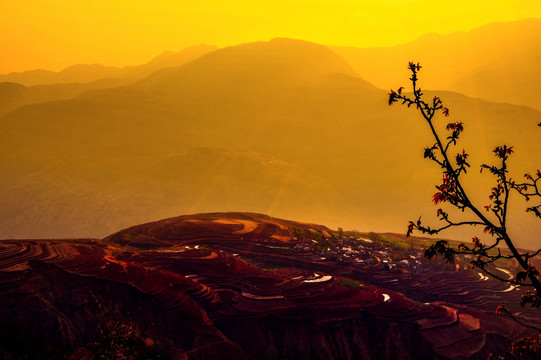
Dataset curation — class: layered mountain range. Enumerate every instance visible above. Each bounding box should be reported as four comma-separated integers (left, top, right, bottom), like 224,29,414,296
331,18,541,111
0,19,540,251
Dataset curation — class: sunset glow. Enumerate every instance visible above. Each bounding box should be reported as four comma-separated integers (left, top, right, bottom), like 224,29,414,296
2,0,541,73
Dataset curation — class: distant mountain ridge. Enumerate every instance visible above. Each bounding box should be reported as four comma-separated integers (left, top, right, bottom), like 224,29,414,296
0,44,217,86
0,44,218,116
331,17,541,110
5,17,541,112
0,64,123,87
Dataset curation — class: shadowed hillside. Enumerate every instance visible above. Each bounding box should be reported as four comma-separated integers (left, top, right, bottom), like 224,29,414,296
0,37,540,249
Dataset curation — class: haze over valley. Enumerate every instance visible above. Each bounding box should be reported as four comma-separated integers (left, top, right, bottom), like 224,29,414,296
1,19,541,251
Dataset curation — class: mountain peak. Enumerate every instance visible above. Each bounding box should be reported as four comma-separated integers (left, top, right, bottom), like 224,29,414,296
138,38,363,92
224,37,359,77
146,44,219,66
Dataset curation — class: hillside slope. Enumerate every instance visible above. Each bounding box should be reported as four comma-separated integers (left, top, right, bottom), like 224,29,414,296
0,38,540,249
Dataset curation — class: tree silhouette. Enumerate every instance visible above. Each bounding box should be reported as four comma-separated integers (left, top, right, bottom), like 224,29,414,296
388,62,541,332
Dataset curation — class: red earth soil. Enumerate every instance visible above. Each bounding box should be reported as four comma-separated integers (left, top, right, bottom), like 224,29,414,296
0,212,537,359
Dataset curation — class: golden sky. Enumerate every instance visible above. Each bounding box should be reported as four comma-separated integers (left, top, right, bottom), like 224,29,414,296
2,0,541,74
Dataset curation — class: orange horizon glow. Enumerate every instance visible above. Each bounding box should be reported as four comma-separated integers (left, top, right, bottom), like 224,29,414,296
2,1,541,74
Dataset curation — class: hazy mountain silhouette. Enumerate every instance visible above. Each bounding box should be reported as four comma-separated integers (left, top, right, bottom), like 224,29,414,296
0,147,333,239
0,64,123,87
0,82,29,115
120,44,218,80
0,37,540,249
0,81,127,117
0,45,217,87
0,45,218,116
331,18,541,110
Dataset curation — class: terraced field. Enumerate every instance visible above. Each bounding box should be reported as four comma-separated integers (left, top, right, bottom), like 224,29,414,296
0,212,538,359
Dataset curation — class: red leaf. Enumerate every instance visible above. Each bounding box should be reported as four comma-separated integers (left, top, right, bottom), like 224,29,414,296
432,192,446,204
516,271,528,283
442,108,449,117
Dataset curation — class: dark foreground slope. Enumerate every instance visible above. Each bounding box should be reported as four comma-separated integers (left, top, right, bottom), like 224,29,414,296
0,213,538,359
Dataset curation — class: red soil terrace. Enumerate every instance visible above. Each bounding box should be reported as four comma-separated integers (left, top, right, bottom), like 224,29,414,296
0,212,537,359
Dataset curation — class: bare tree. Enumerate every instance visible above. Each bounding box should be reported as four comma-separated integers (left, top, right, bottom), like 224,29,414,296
388,62,541,331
